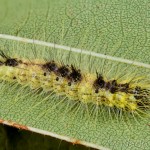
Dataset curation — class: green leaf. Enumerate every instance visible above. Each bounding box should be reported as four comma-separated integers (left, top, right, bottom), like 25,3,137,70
0,0,150,150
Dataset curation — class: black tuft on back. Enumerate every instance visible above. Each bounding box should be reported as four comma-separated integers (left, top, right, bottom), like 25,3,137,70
43,61,58,72
68,65,82,82
57,66,70,77
5,59,19,67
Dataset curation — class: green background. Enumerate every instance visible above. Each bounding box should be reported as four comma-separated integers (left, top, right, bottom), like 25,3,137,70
0,0,150,150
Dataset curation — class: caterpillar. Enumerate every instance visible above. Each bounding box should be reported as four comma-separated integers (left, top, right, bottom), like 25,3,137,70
0,50,149,117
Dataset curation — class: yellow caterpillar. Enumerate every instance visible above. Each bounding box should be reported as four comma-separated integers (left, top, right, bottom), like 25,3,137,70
0,51,149,116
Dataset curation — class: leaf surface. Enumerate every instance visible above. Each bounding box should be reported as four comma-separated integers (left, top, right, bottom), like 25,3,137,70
0,0,150,150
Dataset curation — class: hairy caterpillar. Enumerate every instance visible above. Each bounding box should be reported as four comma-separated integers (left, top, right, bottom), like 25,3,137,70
0,0,150,149
0,50,149,118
